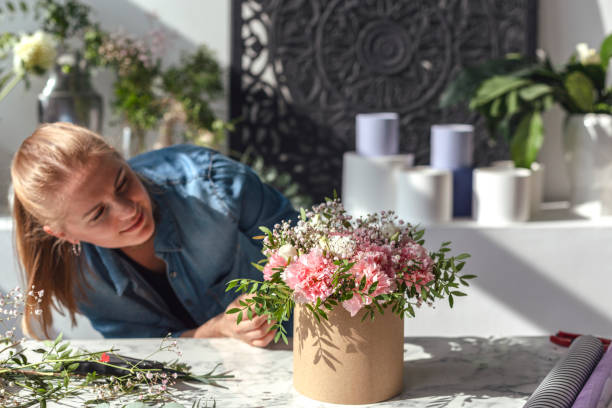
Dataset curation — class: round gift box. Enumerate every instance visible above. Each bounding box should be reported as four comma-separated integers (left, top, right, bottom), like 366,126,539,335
293,304,404,404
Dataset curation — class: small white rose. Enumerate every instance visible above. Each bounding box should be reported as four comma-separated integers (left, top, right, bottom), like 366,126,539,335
13,30,57,75
576,42,601,65
277,244,297,261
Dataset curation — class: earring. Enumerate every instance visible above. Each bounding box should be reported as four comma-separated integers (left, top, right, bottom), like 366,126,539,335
72,242,82,256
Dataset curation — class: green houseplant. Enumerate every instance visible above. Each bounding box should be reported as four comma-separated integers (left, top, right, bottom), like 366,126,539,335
440,33,612,169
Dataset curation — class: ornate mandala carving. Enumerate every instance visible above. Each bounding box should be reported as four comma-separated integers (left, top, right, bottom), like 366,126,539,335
230,0,538,203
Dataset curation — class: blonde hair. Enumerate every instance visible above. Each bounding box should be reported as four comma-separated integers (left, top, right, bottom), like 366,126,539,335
11,122,119,338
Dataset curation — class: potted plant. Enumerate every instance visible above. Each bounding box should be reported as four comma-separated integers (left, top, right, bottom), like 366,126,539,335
226,197,473,404
440,33,612,218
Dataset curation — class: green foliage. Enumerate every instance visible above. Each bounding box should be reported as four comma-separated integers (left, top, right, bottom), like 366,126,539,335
235,148,313,210
163,45,223,132
1,0,92,43
440,32,612,168
0,333,232,406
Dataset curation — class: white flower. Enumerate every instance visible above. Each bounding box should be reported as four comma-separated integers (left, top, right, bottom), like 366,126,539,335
576,42,601,65
13,31,57,75
328,235,356,259
277,244,297,261
381,222,400,239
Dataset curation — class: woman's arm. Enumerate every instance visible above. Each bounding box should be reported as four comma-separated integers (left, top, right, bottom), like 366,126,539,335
180,294,277,347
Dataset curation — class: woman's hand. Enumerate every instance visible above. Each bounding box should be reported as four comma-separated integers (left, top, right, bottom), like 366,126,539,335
181,294,277,347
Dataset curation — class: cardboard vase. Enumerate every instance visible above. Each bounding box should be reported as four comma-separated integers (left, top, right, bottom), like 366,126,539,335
293,304,404,404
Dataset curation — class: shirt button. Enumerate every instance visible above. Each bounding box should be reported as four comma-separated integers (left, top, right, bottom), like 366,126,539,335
170,271,177,278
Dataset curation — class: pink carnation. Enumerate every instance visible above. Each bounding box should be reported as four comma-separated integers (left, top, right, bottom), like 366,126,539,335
400,242,434,292
262,253,288,281
282,249,335,304
342,256,396,317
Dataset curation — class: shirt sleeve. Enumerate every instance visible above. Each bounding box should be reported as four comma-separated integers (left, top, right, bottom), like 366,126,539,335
207,150,299,242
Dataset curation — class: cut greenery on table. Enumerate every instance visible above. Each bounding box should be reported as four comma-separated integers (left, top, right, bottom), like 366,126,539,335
0,287,232,407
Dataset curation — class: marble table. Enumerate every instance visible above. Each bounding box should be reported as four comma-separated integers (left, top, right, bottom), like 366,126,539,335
42,336,564,407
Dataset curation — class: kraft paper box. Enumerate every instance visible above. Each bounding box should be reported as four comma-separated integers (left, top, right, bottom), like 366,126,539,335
293,304,404,404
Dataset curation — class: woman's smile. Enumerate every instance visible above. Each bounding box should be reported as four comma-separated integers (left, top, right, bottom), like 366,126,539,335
121,207,144,233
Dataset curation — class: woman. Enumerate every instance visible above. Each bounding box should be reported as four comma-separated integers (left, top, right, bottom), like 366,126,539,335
11,122,297,347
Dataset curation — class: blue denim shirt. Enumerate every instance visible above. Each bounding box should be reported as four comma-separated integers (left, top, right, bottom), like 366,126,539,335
77,144,297,338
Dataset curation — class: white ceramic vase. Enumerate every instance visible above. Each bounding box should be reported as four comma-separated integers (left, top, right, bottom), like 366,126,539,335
395,166,452,224
472,167,532,224
491,160,544,218
341,152,414,217
563,114,612,218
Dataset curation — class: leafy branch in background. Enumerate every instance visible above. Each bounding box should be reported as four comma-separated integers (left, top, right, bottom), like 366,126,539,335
84,27,163,150
440,33,612,168
235,147,313,211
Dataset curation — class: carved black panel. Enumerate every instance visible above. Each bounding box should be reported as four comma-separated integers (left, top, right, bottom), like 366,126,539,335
230,0,538,203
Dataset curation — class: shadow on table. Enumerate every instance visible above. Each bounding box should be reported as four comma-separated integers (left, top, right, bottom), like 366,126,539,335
387,336,561,402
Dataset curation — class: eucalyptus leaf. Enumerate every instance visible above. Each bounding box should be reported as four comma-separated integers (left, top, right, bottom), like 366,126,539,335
510,112,544,168
600,33,612,70
489,97,502,118
506,90,519,116
469,76,530,109
518,84,552,101
565,70,595,112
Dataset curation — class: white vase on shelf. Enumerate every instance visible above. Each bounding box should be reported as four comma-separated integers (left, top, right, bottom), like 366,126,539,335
491,160,544,219
563,114,612,218
341,152,414,217
395,166,452,224
472,167,532,224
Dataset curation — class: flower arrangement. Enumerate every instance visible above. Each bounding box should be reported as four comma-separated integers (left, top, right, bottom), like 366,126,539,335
226,198,474,344
440,33,612,168
0,286,231,407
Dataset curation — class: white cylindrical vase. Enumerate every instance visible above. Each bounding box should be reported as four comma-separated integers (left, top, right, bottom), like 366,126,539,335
395,166,452,224
491,161,545,219
564,114,612,218
473,167,532,224
342,152,414,217
355,113,400,157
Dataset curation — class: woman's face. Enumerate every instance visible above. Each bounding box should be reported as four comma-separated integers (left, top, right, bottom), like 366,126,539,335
50,154,155,249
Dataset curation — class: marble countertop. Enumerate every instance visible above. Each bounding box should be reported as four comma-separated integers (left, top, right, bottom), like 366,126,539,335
41,335,564,407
